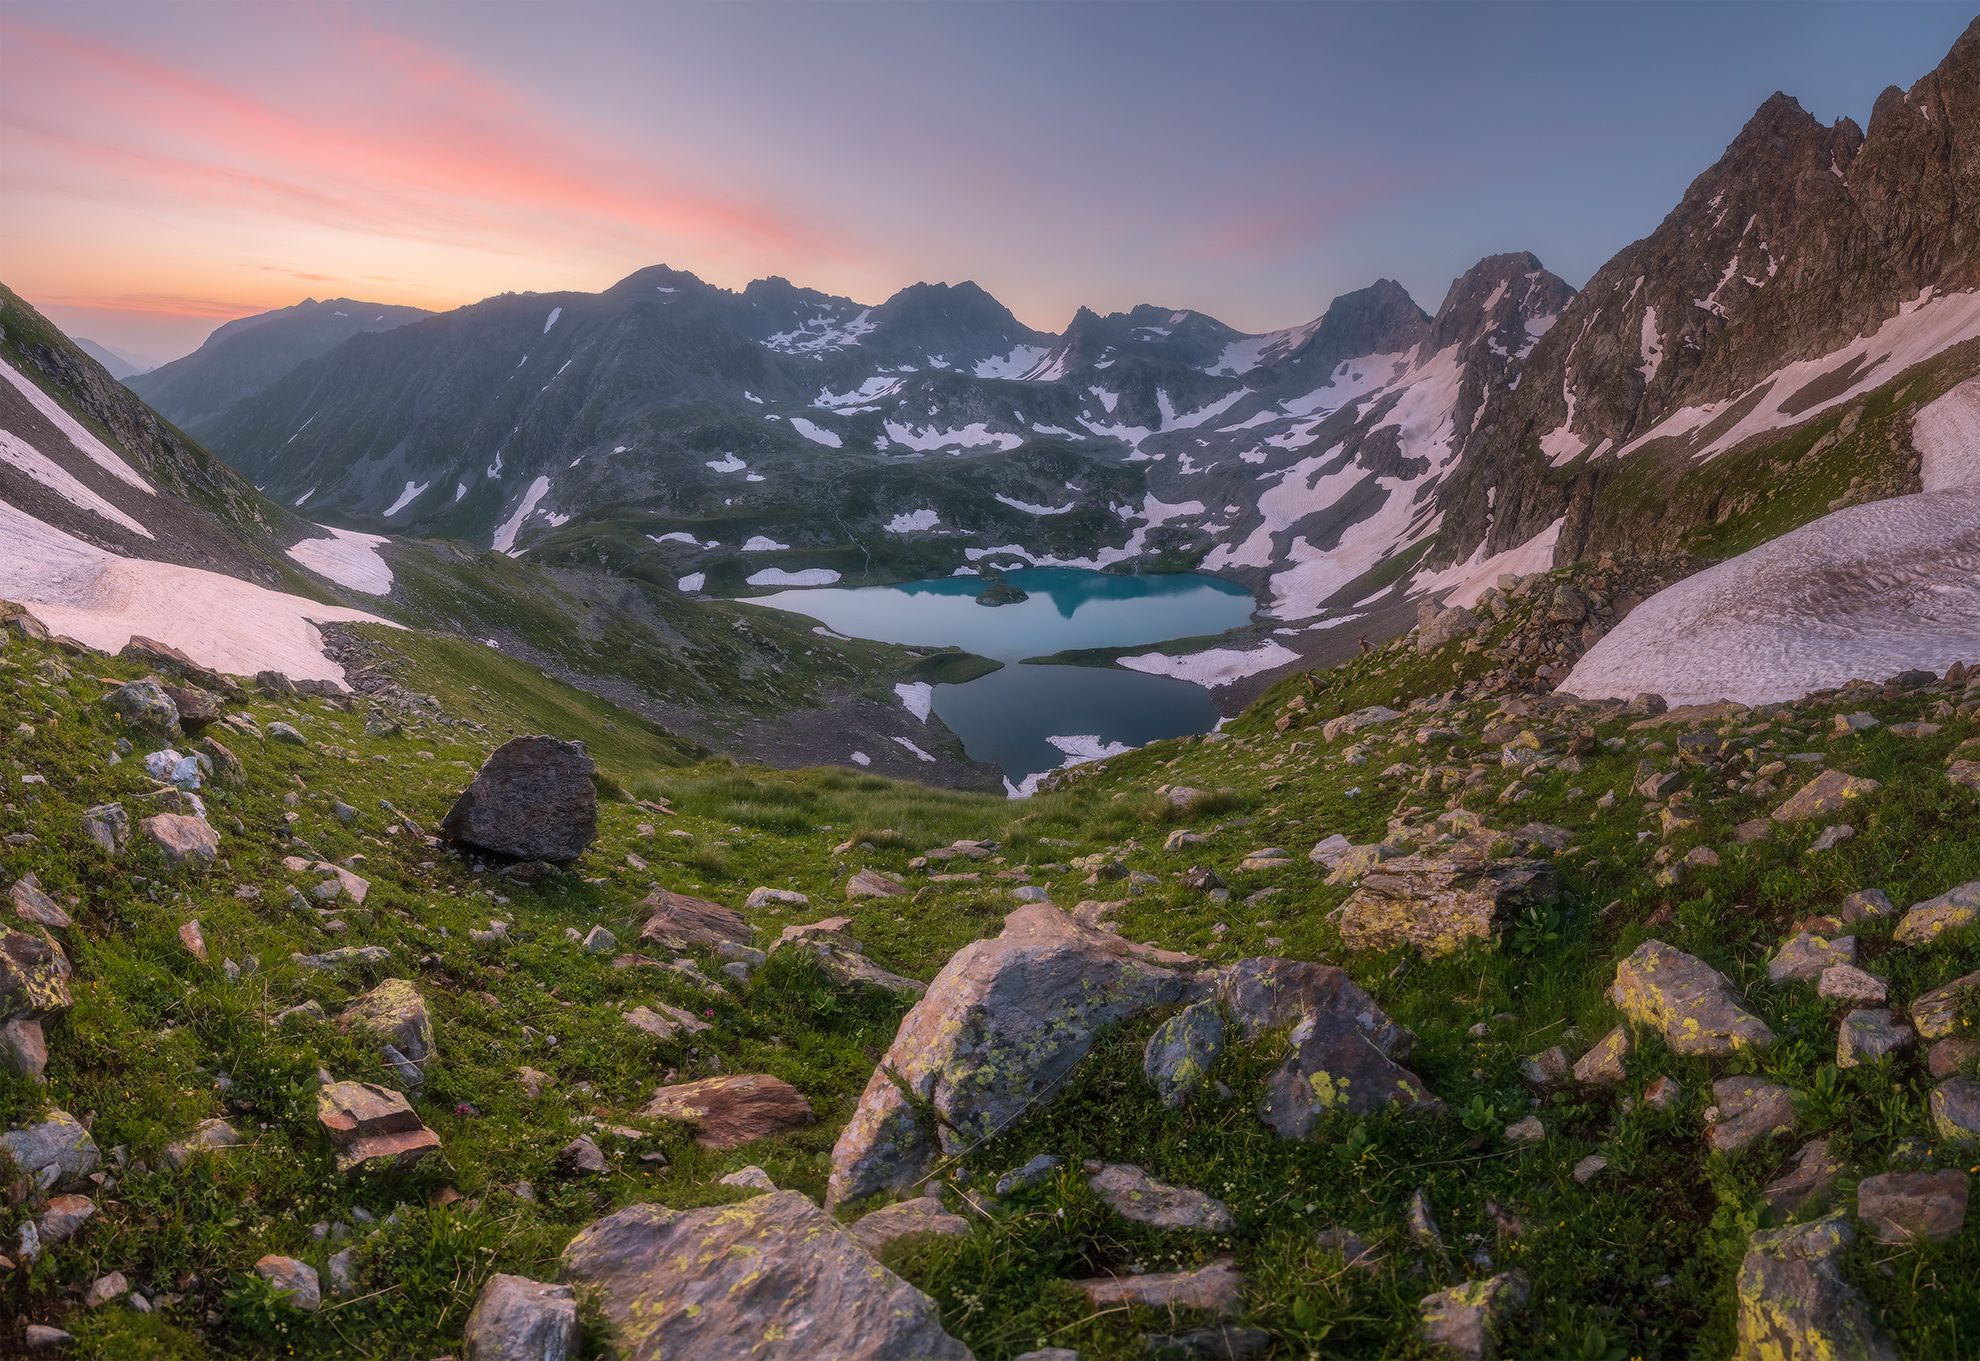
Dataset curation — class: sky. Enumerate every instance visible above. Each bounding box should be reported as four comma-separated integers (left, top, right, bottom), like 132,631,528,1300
2,1,1971,366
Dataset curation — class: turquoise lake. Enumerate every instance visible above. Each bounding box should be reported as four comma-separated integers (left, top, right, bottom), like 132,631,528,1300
753,568,1257,787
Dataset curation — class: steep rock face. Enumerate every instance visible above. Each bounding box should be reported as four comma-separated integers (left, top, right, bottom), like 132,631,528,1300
1439,17,1980,571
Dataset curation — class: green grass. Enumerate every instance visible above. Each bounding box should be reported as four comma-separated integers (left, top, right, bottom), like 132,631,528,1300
2,568,1976,1358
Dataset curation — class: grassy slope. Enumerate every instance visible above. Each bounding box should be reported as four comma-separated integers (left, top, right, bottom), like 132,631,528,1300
1,566,1976,1359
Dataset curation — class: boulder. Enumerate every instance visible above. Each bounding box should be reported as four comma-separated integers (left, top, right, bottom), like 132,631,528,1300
1767,933,1855,985
34,1192,96,1246
10,879,69,930
1856,1169,1968,1244
640,1074,813,1150
1217,956,1439,1135
463,1273,577,1361
315,1080,441,1176
139,812,219,868
81,802,129,856
1143,999,1225,1108
1893,880,1979,946
0,1110,98,1192
639,889,751,951
1771,771,1879,823
1572,1026,1630,1086
561,1192,969,1360
339,980,436,1073
1763,1139,1843,1219
441,736,597,863
1084,1161,1233,1232
1332,852,1560,958
1609,940,1774,1057
846,867,908,900
1419,1271,1529,1361
1837,1008,1914,1068
1706,1077,1796,1154
163,1117,242,1170
0,928,72,1021
1912,968,1980,1041
1074,1258,1243,1316
623,1003,709,1042
1733,1214,1895,1361
100,677,180,738
1929,1076,1980,1144
1416,602,1478,652
848,1197,971,1254
0,1018,48,1079
827,905,1199,1208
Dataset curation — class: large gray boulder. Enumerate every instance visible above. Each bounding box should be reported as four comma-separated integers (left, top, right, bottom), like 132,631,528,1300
1733,1214,1895,1361
441,736,597,863
561,1192,969,1360
0,1110,99,1192
827,905,1200,1208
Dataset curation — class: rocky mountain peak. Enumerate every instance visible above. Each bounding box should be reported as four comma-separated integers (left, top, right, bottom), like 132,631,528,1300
1426,252,1572,355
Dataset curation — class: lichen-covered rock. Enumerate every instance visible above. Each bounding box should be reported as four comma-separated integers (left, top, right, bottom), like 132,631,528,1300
1707,1077,1796,1154
441,736,597,863
1767,932,1855,985
828,905,1199,1208
339,979,436,1072
1572,1025,1631,1086
101,676,180,738
0,1110,99,1192
1085,1161,1233,1231
1763,1139,1843,1218
1894,879,1979,946
640,1074,813,1150
1837,1008,1915,1068
1912,968,1980,1041
1143,998,1225,1108
1217,956,1440,1136
1930,1076,1980,1143
463,1273,577,1361
1771,770,1879,823
1332,852,1560,958
1419,1271,1529,1360
1610,940,1775,1057
0,928,72,1022
561,1192,969,1360
1733,1214,1895,1361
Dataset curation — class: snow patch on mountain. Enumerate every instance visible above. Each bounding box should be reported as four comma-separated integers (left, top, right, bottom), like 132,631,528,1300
677,572,705,592
1118,640,1298,687
764,306,876,354
286,526,393,595
542,307,562,334
747,567,841,587
788,417,843,448
883,420,1021,452
1,358,154,492
1561,488,1980,706
974,345,1051,380
885,509,940,533
994,494,1074,516
0,498,390,688
894,681,933,722
1414,516,1564,608
1909,376,1980,492
492,475,551,554
890,736,936,763
705,453,747,473
0,428,152,537
383,480,429,516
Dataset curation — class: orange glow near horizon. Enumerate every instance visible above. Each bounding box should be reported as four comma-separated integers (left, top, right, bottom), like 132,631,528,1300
0,12,859,358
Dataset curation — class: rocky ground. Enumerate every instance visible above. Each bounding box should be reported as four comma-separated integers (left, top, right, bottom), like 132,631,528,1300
0,563,1975,1359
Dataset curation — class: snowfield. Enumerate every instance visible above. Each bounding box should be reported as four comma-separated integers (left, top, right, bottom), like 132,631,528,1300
492,475,552,554
1,358,153,492
894,681,934,722
1117,640,1299,688
0,428,152,537
0,499,392,688
1912,376,1980,492
746,567,841,587
1560,488,1980,707
285,526,394,595
884,509,940,534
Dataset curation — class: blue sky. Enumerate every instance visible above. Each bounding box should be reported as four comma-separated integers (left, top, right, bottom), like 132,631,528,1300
4,0,1971,359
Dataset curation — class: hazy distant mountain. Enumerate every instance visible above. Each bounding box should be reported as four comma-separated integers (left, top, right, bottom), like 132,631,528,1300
127,297,431,438
73,337,154,380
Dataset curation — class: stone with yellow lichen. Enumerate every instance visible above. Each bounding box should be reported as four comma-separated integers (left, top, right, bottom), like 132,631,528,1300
1734,1213,1895,1361
1609,939,1775,1057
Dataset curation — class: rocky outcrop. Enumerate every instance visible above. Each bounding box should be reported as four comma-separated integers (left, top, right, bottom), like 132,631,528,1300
827,905,1199,1208
561,1193,970,1360
441,736,597,863
463,1274,577,1361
